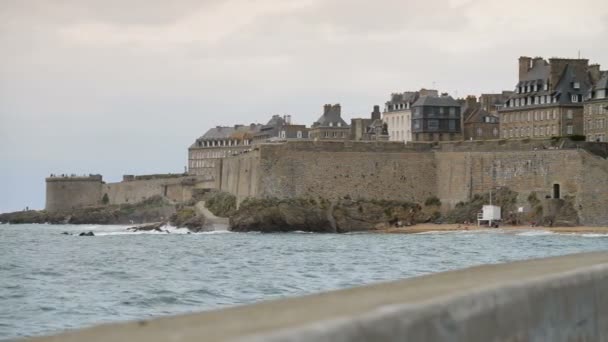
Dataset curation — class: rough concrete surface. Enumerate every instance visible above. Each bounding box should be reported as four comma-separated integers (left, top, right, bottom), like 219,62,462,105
29,252,608,342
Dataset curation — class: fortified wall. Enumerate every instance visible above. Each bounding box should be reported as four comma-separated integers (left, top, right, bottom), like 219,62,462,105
45,173,218,211
219,139,608,226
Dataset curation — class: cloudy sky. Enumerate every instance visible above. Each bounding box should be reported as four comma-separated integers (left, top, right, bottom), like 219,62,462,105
1,0,607,212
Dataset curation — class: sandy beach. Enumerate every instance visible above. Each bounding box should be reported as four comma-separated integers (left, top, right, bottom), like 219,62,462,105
376,223,608,235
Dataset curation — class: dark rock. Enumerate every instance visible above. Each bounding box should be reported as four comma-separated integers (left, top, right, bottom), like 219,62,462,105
79,231,94,236
127,222,166,232
169,208,211,232
230,198,427,233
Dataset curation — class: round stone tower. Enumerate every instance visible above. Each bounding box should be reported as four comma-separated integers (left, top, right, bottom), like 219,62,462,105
45,175,103,212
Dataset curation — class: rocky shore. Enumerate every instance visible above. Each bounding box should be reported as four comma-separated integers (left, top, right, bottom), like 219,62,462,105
229,197,441,233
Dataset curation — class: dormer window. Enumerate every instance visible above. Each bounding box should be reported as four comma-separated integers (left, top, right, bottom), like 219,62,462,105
571,95,579,103
573,82,580,89
337,122,342,127
329,122,333,127
544,83,548,91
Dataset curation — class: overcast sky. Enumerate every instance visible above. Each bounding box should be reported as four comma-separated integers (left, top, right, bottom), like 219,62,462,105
1,0,607,212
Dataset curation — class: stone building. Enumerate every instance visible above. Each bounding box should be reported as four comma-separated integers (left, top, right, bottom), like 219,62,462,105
188,124,261,178
411,93,462,142
383,91,420,143
462,95,500,140
350,105,389,141
309,104,350,140
499,56,596,139
584,72,608,142
253,115,309,143
479,91,513,115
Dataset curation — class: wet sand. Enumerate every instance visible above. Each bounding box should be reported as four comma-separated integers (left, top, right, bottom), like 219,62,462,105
376,223,608,235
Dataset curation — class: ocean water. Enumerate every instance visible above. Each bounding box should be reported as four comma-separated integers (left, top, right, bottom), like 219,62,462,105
1,224,607,340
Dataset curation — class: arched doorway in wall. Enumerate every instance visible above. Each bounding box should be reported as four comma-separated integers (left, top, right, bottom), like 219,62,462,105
553,184,560,199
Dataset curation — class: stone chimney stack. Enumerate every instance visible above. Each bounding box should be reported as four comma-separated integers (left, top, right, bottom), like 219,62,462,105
323,104,331,114
333,104,341,115
589,64,602,84
371,105,381,121
464,95,477,110
519,56,532,80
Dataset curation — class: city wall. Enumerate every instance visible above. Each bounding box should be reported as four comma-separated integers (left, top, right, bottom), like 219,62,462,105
219,140,608,226
45,174,218,211
31,252,608,342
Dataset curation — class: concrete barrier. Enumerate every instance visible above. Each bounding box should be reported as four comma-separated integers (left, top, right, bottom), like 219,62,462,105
31,252,608,342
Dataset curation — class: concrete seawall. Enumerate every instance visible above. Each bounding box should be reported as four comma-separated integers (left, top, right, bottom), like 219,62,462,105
30,252,608,342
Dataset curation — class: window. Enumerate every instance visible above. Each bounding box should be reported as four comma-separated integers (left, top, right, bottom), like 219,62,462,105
477,127,483,136
413,121,420,130
567,110,573,119
329,122,333,127
297,131,302,138
493,127,498,136
567,125,573,135
449,120,456,130
573,82,580,89
449,107,456,116
571,95,579,103
428,120,439,131
439,107,444,115
544,83,548,91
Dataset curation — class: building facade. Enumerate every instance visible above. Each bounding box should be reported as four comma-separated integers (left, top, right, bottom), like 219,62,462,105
411,94,462,142
350,105,388,141
462,95,500,140
253,115,309,143
584,72,608,142
188,124,261,178
309,104,350,140
499,57,596,139
383,92,420,143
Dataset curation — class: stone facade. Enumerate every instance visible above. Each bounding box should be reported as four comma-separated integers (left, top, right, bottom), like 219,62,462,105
253,115,309,143
499,56,598,139
218,139,608,226
350,106,388,141
462,95,500,140
309,104,350,140
188,124,261,179
45,173,216,211
584,72,608,142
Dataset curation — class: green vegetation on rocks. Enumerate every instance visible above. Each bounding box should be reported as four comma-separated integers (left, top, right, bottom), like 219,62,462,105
444,187,518,224
230,197,429,233
203,191,237,217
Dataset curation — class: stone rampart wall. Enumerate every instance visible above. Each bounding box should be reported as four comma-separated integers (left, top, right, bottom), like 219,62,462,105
103,176,217,205
45,177,103,211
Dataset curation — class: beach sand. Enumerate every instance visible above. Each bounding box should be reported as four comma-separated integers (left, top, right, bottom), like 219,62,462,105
376,223,608,235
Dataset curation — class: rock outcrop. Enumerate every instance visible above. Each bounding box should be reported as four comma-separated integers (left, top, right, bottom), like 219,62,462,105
230,198,335,233
230,198,428,233
0,196,176,225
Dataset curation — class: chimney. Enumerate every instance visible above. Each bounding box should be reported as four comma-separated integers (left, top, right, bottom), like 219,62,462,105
519,56,532,80
323,104,331,114
284,115,292,125
589,64,601,84
333,104,341,115
465,95,477,110
549,58,589,91
371,105,381,121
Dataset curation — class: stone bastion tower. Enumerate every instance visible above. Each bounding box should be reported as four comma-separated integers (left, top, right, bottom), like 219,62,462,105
45,175,103,211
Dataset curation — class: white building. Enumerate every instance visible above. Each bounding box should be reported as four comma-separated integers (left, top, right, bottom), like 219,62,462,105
383,92,419,143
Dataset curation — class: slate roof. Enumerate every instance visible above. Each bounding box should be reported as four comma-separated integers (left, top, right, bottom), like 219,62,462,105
190,124,262,148
314,106,349,127
412,95,460,107
463,108,498,124
594,73,608,90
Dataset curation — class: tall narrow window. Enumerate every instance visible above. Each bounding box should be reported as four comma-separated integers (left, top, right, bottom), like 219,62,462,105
553,184,560,199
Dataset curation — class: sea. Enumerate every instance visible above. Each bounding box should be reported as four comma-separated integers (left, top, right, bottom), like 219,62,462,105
1,223,607,341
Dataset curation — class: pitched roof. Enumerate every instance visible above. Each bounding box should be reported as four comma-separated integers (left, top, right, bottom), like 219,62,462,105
412,95,460,107
594,73,608,90
314,105,349,127
190,124,262,147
